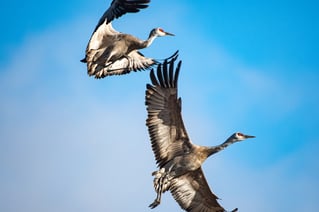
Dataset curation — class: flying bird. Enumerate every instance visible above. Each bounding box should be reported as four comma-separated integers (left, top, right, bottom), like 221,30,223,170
81,0,174,78
145,57,255,211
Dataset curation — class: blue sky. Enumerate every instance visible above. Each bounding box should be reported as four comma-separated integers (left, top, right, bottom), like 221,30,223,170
1,0,319,211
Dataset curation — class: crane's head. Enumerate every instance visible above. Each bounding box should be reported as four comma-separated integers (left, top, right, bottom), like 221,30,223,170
150,28,175,37
231,132,255,142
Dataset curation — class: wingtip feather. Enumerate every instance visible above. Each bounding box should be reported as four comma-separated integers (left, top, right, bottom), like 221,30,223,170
150,68,159,86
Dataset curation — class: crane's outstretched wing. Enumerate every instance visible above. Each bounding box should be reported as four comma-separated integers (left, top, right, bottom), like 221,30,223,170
85,50,156,78
87,50,178,78
94,0,150,32
170,168,238,212
84,0,150,52
145,55,193,168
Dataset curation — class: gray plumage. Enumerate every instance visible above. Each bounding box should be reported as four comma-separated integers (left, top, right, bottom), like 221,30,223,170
81,0,174,78
145,56,255,212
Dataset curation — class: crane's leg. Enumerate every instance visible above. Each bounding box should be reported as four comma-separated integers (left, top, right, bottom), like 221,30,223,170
149,168,171,209
149,191,161,209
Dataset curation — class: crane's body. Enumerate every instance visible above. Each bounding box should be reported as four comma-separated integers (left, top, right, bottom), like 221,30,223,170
145,56,255,212
81,0,174,78
158,144,208,177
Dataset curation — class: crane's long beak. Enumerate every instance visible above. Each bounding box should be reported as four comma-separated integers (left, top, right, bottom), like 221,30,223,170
164,31,175,36
244,134,256,139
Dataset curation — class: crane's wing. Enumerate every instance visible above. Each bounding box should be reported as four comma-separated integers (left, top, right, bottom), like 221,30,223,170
145,55,193,168
170,168,237,212
87,50,178,78
86,50,157,78
94,0,150,32
84,0,150,51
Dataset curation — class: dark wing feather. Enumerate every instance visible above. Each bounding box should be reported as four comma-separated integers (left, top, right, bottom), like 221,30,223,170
145,55,193,167
156,63,166,87
170,168,233,212
162,61,169,87
94,0,150,32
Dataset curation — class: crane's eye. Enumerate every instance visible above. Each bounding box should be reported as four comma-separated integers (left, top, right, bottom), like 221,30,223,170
237,132,244,137
158,28,164,32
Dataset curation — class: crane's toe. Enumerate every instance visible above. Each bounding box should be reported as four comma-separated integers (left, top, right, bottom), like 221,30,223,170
149,200,160,209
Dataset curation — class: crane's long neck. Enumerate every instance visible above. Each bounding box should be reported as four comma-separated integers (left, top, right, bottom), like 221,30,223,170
142,33,158,48
207,136,237,157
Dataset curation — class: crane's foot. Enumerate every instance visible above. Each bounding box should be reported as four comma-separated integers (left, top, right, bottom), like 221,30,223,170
230,208,238,212
149,199,160,209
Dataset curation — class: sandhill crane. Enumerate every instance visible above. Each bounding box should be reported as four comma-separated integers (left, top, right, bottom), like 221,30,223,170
145,57,255,212
81,0,174,78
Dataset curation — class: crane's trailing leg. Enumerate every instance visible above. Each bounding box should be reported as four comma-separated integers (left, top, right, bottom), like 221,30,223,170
149,168,172,209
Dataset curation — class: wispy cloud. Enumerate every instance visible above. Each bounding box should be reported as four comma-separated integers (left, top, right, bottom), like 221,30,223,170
0,17,152,212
